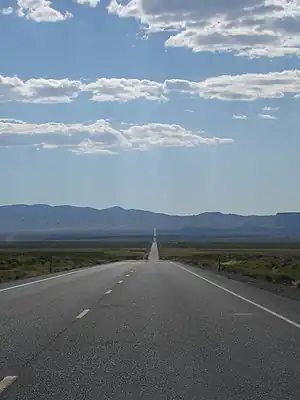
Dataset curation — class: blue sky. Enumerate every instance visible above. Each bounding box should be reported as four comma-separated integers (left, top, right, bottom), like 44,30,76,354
0,0,300,215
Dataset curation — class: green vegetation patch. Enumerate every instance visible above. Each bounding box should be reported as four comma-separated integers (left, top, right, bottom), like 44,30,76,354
159,241,300,288
0,241,149,283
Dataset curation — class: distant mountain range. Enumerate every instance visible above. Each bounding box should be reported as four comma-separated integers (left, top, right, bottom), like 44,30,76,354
0,204,300,240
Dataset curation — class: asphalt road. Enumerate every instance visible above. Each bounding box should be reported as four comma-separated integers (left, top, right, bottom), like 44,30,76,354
0,243,299,399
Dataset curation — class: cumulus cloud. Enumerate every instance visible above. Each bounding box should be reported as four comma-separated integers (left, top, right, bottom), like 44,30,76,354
233,114,248,120
107,0,300,58
17,0,72,22
0,7,14,15
76,0,100,6
258,113,278,120
2,0,99,21
183,70,300,101
85,78,166,103
0,75,82,103
2,70,299,104
0,118,233,154
0,75,165,104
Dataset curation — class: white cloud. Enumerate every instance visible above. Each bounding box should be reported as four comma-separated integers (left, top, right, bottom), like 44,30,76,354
233,114,248,120
0,75,83,103
2,70,299,104
184,109,194,113
17,0,72,22
108,0,300,58
0,7,14,15
85,78,166,103
0,75,166,104
258,113,278,120
178,70,300,101
263,105,279,111
2,0,100,21
76,0,100,7
122,123,233,148
262,105,279,111
0,119,233,154
295,94,300,98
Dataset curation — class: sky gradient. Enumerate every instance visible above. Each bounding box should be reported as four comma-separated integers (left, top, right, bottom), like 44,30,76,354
1,0,300,215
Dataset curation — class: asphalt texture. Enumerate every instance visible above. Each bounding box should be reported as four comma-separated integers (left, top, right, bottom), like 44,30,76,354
0,243,299,399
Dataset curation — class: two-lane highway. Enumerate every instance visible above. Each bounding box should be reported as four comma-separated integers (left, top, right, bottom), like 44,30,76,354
0,244,299,399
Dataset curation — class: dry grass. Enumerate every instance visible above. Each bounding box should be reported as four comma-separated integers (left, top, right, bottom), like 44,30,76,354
159,242,300,287
0,241,149,283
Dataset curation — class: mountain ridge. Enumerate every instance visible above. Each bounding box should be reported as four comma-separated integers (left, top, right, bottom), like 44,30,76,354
0,204,300,240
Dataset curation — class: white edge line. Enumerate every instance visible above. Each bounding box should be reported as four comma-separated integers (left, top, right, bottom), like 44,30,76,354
0,261,124,294
0,376,18,394
172,262,300,330
105,290,112,295
76,309,90,320
0,270,81,293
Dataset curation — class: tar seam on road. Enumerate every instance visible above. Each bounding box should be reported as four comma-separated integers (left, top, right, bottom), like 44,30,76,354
231,313,253,316
0,376,18,394
76,309,90,319
105,290,112,295
172,263,300,330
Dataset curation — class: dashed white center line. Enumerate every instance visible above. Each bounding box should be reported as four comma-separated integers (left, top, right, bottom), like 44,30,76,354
0,376,18,394
118,280,124,284
105,290,112,295
76,309,90,319
126,274,130,277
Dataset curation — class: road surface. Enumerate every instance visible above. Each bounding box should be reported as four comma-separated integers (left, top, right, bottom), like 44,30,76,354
0,243,299,399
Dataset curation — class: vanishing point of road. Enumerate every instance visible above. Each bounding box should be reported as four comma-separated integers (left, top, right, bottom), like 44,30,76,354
0,243,299,399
